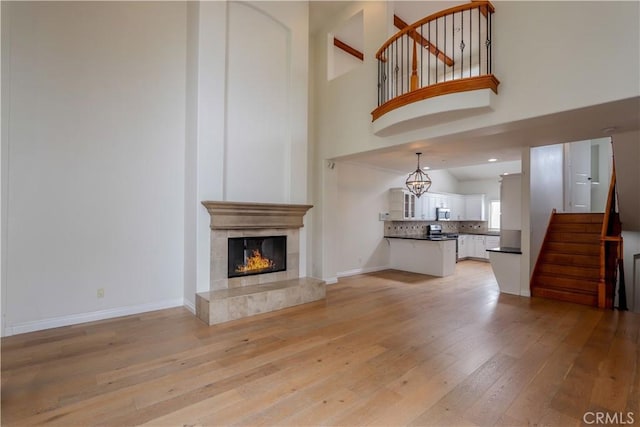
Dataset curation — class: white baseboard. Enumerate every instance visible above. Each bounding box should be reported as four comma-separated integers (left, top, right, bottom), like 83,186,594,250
183,298,196,314
325,277,338,285
5,298,185,336
337,265,389,278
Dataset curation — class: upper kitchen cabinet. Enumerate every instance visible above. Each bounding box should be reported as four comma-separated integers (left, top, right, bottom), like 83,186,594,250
464,194,486,221
389,188,418,220
422,192,449,220
449,194,465,221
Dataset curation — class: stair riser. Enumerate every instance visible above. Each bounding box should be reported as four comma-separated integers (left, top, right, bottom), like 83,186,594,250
537,264,600,278
546,232,601,244
544,242,600,255
531,288,598,306
552,213,605,224
532,277,599,293
540,254,600,267
550,223,602,233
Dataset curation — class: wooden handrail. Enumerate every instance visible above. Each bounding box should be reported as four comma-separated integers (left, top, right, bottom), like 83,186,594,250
600,162,617,239
598,157,621,309
376,1,495,60
371,75,499,121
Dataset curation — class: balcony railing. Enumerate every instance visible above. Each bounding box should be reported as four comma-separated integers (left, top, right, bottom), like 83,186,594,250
372,1,499,121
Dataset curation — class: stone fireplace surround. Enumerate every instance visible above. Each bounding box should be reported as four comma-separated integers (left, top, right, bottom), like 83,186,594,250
196,201,326,325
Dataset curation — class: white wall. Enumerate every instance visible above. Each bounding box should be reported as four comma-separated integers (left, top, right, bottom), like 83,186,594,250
335,162,406,276
313,1,640,161
2,1,312,334
184,1,310,300
613,131,640,232
529,144,564,269
1,1,5,334
622,231,640,313
614,130,640,312
424,169,459,194
457,178,501,220
310,1,639,282
2,2,187,335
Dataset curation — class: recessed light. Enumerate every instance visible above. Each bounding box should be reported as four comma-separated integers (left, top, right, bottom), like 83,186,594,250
423,166,430,170
488,158,498,162
503,172,509,176
601,127,617,135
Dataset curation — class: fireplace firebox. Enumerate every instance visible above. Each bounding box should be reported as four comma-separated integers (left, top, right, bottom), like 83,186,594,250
227,235,287,278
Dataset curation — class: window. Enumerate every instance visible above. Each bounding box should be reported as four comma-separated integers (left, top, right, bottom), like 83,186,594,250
489,200,501,230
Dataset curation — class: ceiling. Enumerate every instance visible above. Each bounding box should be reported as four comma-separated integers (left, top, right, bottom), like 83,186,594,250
309,2,640,180
333,97,639,178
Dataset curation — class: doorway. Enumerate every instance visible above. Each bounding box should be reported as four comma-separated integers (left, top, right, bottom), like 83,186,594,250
564,137,612,213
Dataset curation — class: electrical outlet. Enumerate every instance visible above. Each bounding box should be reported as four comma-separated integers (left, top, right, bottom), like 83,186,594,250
97,288,105,298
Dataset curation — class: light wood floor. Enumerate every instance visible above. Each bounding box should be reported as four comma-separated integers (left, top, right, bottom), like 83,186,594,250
2,261,639,426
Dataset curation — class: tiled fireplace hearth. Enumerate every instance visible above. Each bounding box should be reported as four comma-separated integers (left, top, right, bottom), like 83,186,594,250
196,201,326,325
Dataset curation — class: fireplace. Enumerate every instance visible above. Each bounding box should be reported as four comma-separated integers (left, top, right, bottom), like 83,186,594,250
196,201,325,326
228,235,286,278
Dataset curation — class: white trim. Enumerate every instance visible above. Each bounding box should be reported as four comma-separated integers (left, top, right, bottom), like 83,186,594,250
337,265,389,278
324,277,338,285
183,298,196,314
4,298,185,337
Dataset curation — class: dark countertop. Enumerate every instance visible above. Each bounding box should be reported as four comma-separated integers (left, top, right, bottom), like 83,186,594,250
460,232,501,236
486,246,522,254
384,235,458,241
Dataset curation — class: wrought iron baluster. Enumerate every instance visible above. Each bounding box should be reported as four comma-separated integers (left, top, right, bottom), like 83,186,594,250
400,36,404,95
478,6,481,76
420,24,423,89
460,10,465,78
489,11,493,73
435,19,438,84
444,14,447,81
428,21,431,86
469,8,472,77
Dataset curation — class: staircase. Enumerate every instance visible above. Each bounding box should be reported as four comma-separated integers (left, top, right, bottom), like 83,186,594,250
531,212,604,306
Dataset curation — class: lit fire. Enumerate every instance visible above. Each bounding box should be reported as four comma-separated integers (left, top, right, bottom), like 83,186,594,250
235,249,275,273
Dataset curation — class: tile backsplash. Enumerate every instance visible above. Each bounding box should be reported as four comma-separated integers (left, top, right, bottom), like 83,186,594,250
384,220,489,237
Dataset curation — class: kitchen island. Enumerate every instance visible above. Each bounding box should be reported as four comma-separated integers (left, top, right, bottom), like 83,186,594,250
385,236,457,277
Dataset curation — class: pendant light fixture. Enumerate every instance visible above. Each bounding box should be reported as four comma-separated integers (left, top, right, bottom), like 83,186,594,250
405,152,432,198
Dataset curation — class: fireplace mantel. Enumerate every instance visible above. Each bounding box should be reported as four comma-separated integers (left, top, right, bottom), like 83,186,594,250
201,201,313,230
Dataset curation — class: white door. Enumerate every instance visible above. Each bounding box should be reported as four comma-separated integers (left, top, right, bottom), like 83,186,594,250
567,141,591,213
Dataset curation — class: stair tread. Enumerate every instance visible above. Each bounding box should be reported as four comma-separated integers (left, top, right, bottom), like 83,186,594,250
535,273,600,283
533,212,605,307
532,284,597,296
531,286,598,304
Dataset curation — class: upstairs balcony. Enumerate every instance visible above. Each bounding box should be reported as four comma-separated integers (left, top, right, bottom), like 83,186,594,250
372,1,499,136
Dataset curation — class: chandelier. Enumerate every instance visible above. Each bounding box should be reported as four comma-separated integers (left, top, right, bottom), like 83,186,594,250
405,152,432,198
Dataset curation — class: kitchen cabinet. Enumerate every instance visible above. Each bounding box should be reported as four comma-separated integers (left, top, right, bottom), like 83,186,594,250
422,192,453,220
389,188,417,220
471,235,486,258
389,189,487,222
458,234,499,260
449,194,465,220
457,235,469,259
388,237,456,277
464,194,486,221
